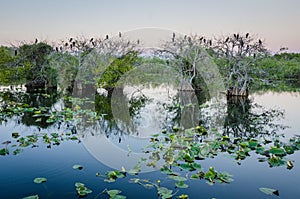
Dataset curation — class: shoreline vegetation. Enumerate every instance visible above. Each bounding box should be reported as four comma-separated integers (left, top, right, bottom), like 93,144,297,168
0,32,299,95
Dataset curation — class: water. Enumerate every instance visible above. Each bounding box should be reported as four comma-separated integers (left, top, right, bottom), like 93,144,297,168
0,87,299,199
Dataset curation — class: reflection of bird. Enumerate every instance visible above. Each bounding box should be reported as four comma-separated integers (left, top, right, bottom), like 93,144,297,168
35,38,38,43
246,33,249,38
119,32,122,37
225,37,229,42
106,35,109,40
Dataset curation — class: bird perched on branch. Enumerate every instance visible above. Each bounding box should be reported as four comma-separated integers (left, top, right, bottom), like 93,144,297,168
106,35,109,40
246,33,249,38
225,37,229,42
35,38,38,43
90,38,93,42
259,39,262,45
69,38,73,42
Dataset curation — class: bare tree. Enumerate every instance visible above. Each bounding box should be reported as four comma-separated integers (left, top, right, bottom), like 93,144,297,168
212,33,269,96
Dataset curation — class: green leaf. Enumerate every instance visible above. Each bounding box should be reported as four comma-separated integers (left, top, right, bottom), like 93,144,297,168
72,164,83,170
33,177,47,184
75,182,85,187
168,175,187,181
0,148,9,156
269,147,286,156
107,189,121,196
12,132,20,138
259,187,279,196
22,195,39,199
175,181,189,188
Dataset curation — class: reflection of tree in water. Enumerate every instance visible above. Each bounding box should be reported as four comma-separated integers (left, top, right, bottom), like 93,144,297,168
0,89,59,129
201,95,286,139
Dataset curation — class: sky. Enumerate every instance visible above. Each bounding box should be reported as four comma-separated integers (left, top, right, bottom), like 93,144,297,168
0,0,299,52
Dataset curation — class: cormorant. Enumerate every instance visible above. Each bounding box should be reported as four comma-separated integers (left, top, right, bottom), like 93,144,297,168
14,50,17,56
236,34,239,40
119,32,122,37
72,41,75,46
234,34,237,39
203,38,206,43
65,42,68,46
35,38,38,43
69,38,73,42
259,39,262,45
137,39,140,44
225,37,229,42
246,33,249,38
172,32,175,42
106,35,109,40
55,47,58,52
209,40,212,46
200,36,203,41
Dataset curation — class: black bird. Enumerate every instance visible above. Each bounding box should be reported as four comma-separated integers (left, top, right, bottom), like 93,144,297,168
259,39,262,45
72,41,75,46
246,33,249,38
105,35,109,40
172,32,175,42
69,38,73,42
236,33,239,40
119,32,122,37
137,39,140,44
188,36,192,43
200,36,203,41
92,41,95,46
234,34,237,39
90,38,93,42
240,40,244,47
209,40,212,46
225,37,229,42
60,46,63,51
35,38,38,43
65,42,68,46
55,47,58,52
14,50,17,56
70,44,73,48
203,38,206,43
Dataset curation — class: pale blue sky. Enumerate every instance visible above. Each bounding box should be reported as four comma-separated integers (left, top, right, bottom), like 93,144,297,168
0,0,299,52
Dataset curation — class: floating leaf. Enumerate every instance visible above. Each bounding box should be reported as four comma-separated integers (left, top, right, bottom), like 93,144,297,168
168,175,187,181
269,147,286,156
175,181,189,188
0,148,9,156
12,132,20,138
33,177,47,184
259,187,279,196
72,164,83,170
22,195,39,199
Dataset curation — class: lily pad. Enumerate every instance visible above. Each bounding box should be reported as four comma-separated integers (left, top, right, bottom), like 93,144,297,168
33,177,47,184
259,187,279,196
72,164,83,170
175,181,189,188
22,195,39,199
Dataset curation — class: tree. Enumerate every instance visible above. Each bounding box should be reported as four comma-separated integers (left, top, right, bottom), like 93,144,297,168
212,33,269,96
